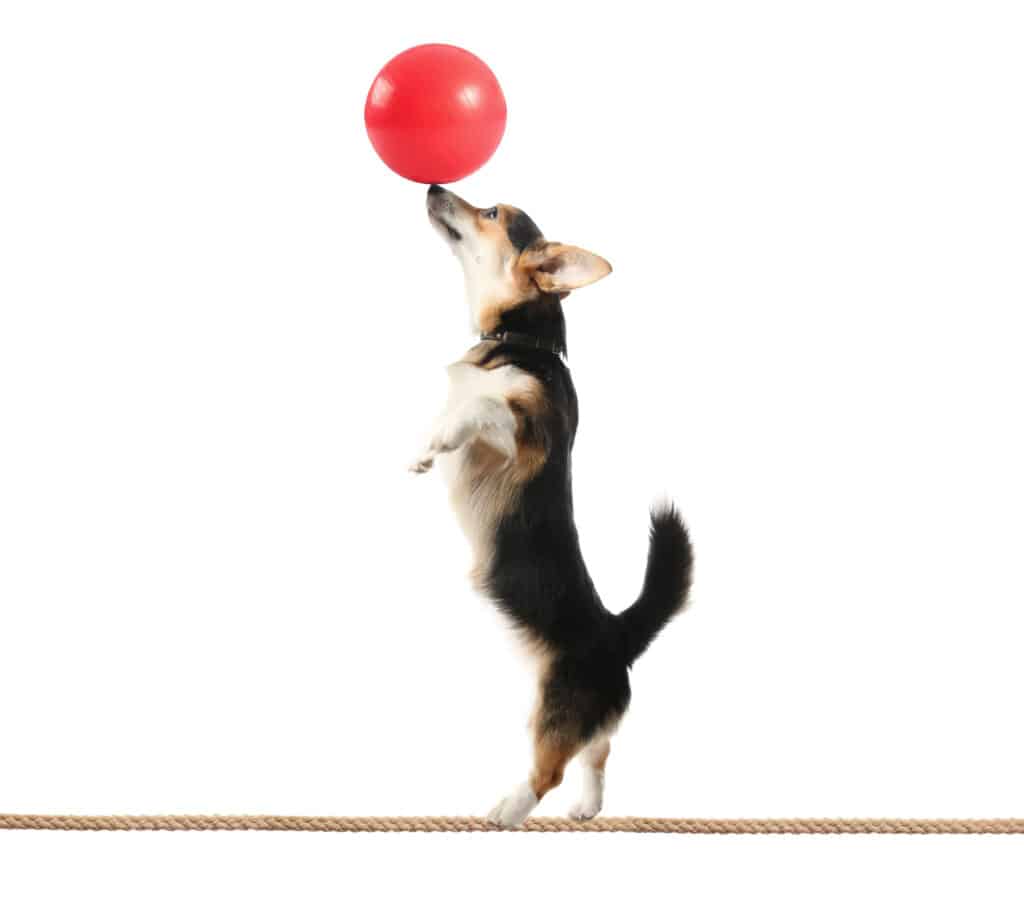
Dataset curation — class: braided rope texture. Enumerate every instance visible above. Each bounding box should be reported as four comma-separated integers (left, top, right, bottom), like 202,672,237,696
2,815,1023,834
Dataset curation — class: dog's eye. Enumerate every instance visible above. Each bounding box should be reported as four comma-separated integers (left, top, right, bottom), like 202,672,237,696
481,207,499,220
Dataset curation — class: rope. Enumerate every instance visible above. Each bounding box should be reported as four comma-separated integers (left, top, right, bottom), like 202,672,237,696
2,815,1022,834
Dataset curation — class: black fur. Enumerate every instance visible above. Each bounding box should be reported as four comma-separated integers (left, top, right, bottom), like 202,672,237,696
618,505,694,663
497,294,568,356
506,209,543,252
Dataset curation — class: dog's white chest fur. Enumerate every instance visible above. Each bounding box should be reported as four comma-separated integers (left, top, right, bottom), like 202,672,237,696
434,360,534,564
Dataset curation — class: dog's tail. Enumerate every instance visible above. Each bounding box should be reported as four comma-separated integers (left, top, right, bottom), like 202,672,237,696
617,502,694,665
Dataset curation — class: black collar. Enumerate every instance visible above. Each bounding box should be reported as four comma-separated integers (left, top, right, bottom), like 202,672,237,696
479,329,565,358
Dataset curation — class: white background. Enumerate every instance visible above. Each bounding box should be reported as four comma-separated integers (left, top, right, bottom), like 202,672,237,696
2,0,1023,894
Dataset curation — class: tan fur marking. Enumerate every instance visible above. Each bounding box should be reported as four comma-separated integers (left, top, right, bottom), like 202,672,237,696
476,241,575,331
458,343,494,367
457,342,527,371
507,380,549,482
459,201,519,251
589,739,611,773
475,227,544,333
529,733,579,800
476,285,536,335
525,644,556,734
474,205,513,242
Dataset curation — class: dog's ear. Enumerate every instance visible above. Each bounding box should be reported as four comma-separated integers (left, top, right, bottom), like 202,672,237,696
519,242,612,295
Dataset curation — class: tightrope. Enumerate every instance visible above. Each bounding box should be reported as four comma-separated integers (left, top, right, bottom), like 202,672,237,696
2,815,1022,834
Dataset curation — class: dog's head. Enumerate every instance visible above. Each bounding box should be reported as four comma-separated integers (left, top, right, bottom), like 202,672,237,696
426,184,611,334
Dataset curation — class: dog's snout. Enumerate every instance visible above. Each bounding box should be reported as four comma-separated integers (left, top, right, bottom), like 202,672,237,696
428,184,446,197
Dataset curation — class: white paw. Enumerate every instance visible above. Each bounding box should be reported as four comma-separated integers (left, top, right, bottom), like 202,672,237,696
567,795,602,821
408,452,435,474
408,428,458,474
487,784,538,828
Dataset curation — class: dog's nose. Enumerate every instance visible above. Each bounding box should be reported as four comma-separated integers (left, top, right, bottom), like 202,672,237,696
428,183,446,196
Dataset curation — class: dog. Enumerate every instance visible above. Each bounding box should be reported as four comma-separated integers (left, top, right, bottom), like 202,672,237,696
411,184,693,827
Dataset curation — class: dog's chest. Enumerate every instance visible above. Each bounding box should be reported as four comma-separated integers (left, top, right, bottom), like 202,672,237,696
437,360,533,552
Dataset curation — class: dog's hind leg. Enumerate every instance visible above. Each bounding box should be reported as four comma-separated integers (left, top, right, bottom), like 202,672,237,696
487,730,580,829
568,735,611,821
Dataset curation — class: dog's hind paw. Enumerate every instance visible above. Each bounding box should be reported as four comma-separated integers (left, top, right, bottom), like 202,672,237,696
567,796,602,821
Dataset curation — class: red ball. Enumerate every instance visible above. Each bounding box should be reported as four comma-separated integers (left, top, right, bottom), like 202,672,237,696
365,44,507,184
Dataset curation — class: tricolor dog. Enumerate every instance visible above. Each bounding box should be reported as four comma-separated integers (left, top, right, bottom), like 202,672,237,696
412,184,693,827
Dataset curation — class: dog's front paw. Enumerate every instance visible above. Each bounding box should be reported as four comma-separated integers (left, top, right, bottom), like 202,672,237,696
409,430,459,474
487,784,538,829
408,452,435,474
